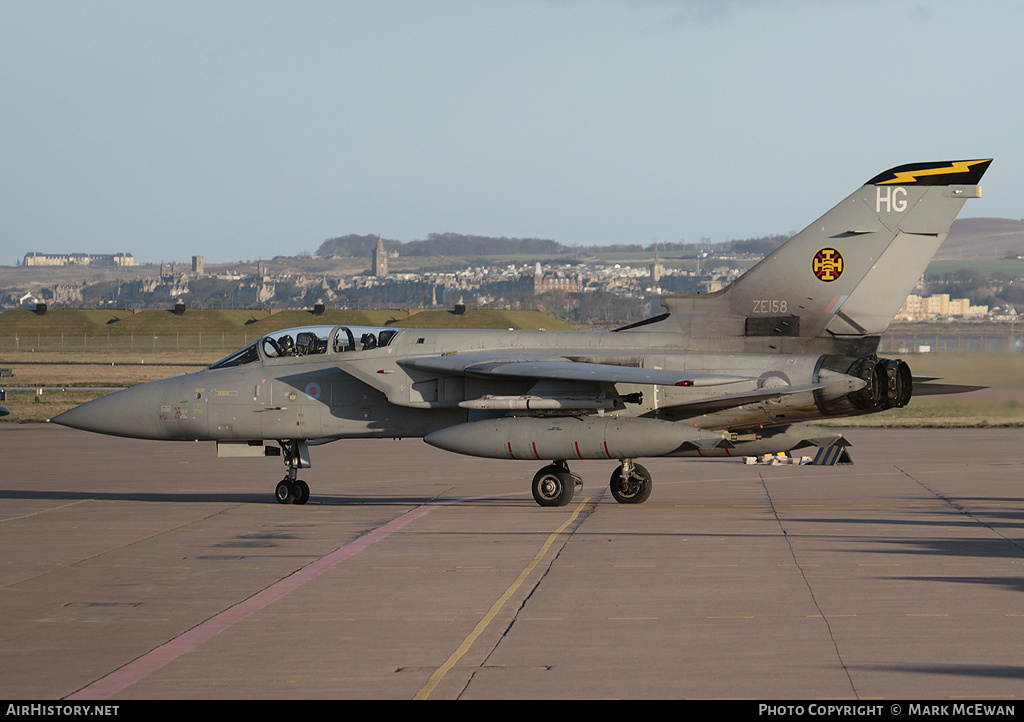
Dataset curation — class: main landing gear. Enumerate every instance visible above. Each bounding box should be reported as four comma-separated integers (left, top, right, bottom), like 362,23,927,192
608,459,652,504
530,458,653,507
531,462,584,507
275,440,311,505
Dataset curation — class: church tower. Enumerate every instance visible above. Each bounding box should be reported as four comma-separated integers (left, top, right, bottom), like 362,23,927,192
650,246,663,285
373,234,388,278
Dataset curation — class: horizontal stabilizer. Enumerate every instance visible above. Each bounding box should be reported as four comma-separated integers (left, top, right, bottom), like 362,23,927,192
659,379,863,412
912,378,987,396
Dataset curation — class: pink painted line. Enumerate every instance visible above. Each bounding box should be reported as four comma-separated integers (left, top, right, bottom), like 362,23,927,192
66,505,434,700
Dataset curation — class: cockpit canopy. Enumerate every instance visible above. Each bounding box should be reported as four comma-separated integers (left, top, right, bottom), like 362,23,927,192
208,325,400,370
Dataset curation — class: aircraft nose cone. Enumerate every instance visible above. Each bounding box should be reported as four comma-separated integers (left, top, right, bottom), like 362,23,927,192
51,381,183,440
52,386,151,438
50,393,123,435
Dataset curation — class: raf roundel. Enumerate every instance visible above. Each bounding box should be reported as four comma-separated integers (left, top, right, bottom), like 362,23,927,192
812,248,844,282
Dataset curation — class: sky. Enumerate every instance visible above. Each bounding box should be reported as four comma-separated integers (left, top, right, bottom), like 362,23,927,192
2,0,1023,266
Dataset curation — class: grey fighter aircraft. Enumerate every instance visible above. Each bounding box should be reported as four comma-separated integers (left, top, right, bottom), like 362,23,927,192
52,159,991,506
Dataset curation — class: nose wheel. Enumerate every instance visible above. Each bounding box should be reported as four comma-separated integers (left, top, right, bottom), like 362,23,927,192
276,478,310,505
275,440,312,505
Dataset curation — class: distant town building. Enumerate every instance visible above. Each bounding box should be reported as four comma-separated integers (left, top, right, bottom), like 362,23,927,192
896,293,988,320
23,252,134,267
51,283,83,304
649,247,663,285
373,235,388,278
192,256,204,275
236,280,276,304
533,267,583,295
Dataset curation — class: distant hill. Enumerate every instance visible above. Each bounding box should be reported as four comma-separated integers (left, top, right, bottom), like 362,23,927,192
315,231,788,260
317,232,562,258
392,309,573,330
937,218,1024,260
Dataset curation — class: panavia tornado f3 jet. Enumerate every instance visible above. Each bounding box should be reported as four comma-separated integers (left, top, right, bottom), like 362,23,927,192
52,159,991,506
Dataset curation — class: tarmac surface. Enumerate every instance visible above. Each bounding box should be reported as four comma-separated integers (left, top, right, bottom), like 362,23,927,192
1,423,1023,700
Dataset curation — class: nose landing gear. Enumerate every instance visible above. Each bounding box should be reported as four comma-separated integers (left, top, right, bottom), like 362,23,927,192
275,477,310,505
275,440,311,505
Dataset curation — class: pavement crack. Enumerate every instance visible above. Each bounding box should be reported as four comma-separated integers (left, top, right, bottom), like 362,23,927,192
759,473,860,700
895,464,1024,555
454,492,602,699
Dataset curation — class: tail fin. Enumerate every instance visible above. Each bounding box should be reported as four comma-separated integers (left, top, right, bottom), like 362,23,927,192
631,159,991,351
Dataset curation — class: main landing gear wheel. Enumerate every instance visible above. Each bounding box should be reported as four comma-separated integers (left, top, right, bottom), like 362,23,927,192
532,464,576,507
609,461,652,504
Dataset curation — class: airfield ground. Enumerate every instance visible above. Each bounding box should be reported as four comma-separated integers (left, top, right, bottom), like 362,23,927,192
1,424,1023,700
2,313,1024,699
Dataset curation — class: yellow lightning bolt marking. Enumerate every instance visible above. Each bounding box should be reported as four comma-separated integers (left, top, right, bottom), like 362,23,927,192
877,159,991,184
